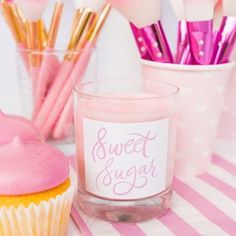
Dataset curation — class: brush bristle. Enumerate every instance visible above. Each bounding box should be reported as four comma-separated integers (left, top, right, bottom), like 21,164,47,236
74,0,105,12
214,0,223,29
223,0,236,17
169,0,184,20
74,0,85,8
15,0,48,21
183,0,215,21
109,0,161,28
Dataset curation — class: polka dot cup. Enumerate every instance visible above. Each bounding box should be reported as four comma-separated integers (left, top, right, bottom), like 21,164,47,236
142,60,235,177
218,66,236,140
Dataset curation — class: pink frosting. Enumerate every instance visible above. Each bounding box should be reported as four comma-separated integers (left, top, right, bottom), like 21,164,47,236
0,111,42,144
0,137,69,195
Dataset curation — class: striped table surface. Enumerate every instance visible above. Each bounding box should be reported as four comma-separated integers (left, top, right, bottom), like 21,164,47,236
70,153,236,236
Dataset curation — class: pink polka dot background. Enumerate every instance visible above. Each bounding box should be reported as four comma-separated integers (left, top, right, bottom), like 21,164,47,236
218,66,236,140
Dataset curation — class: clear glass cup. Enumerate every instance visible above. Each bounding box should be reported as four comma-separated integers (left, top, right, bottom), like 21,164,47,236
74,79,179,222
16,48,96,152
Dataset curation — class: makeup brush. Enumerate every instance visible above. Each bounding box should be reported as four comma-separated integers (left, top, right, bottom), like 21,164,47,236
15,0,48,91
169,0,191,64
1,0,29,68
53,4,111,139
183,0,215,65
42,3,110,139
211,0,236,64
34,0,106,138
66,0,104,51
15,0,48,50
6,0,27,43
1,1,25,47
130,23,152,60
109,0,173,63
34,0,64,115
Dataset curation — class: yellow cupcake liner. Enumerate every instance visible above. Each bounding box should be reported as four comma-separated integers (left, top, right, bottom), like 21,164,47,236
0,168,77,236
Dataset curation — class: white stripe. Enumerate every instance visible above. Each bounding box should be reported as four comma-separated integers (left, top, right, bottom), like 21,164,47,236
172,193,229,236
78,211,121,236
68,219,82,236
208,164,236,188
138,219,174,236
220,154,236,165
215,140,236,165
180,176,236,221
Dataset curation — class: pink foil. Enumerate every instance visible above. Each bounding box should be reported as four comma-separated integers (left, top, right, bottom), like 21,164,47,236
130,23,151,60
211,16,236,64
176,21,192,64
187,20,213,65
141,21,174,63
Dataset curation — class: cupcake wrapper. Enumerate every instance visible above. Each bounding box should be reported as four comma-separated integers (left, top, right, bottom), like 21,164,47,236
0,168,77,236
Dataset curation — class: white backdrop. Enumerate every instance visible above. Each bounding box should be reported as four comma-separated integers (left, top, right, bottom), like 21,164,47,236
0,0,176,114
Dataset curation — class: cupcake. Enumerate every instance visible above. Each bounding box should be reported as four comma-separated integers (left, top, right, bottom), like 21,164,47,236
0,138,77,236
0,110,42,144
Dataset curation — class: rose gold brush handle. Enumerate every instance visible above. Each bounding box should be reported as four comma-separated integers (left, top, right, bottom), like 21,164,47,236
25,20,43,95
1,2,29,69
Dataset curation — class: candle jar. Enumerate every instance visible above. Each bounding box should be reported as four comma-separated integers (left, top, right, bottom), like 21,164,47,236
17,48,96,153
142,60,234,177
74,79,179,222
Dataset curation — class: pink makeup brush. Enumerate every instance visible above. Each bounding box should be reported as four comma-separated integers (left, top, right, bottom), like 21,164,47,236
15,0,48,91
109,0,173,63
33,0,64,115
34,0,106,138
169,0,191,64
130,23,152,60
52,4,111,139
183,0,215,65
211,0,236,64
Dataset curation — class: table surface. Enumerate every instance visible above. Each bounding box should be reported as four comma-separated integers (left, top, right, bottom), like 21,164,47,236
68,140,236,236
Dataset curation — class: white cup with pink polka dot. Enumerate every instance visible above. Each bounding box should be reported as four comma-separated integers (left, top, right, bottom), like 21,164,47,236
218,66,236,140
142,60,235,177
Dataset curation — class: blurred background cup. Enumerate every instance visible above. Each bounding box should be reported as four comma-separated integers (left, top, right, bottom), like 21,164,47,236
17,47,96,153
142,60,235,177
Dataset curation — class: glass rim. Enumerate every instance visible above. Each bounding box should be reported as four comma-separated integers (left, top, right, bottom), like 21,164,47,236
16,46,96,55
74,78,180,102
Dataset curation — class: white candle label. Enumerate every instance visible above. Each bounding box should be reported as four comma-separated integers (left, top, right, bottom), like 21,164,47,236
83,118,169,200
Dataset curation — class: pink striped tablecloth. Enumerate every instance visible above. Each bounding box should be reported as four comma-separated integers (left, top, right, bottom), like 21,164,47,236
70,154,236,236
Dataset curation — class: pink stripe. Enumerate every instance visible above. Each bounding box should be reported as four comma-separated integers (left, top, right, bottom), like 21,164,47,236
71,206,93,236
212,154,236,176
158,209,201,236
112,223,146,236
174,178,236,235
200,173,236,202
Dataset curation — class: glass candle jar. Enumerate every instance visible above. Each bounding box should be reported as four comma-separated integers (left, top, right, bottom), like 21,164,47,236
74,79,179,222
